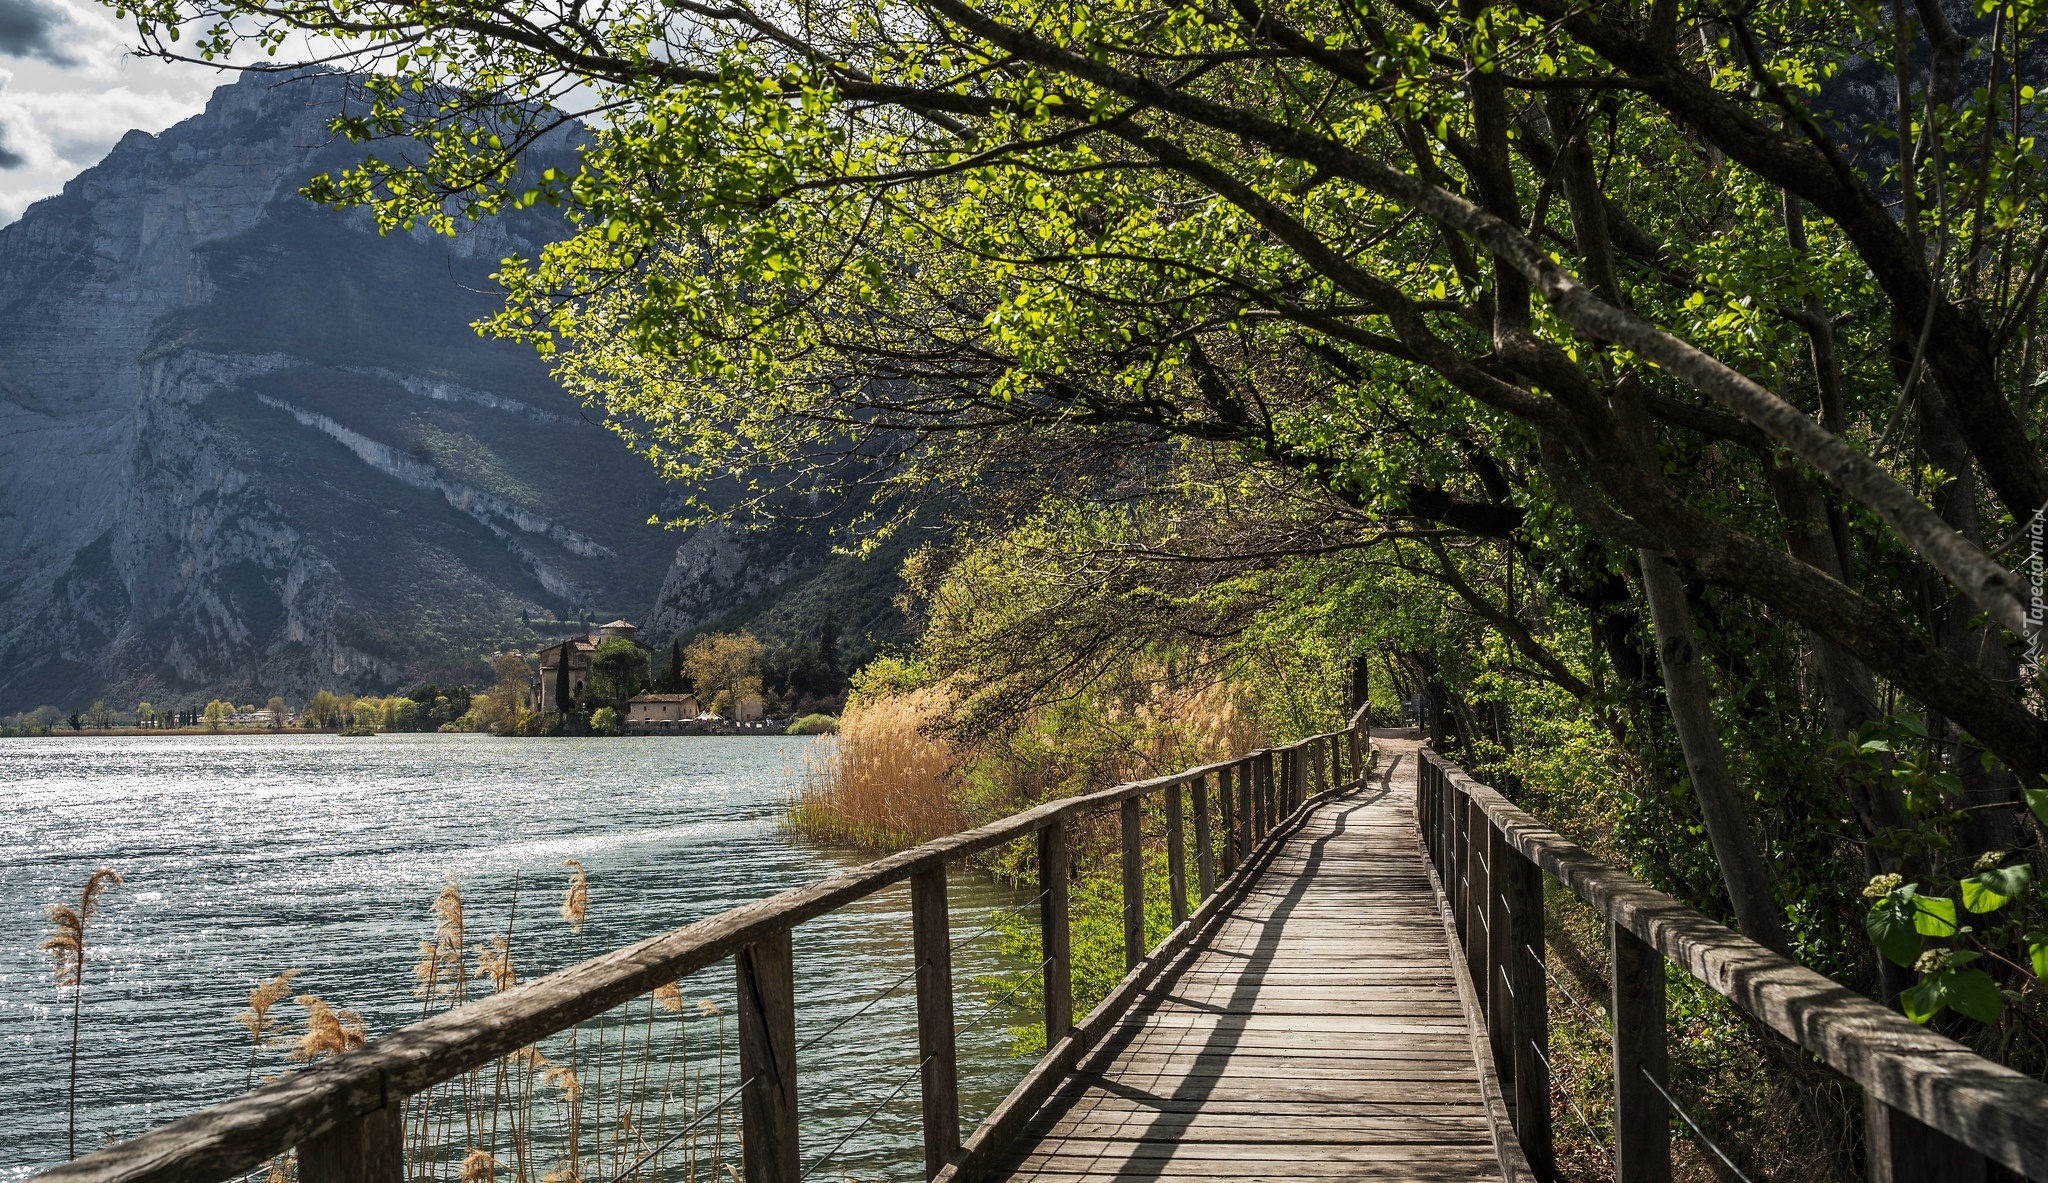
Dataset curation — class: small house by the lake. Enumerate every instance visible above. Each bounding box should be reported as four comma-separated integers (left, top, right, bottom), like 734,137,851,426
628,693,701,729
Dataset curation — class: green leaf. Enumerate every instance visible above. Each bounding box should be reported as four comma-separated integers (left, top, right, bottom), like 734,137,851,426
1944,968,2004,1024
1961,864,2032,913
2030,940,2048,980
1899,976,1944,1023
2027,787,2048,828
1913,895,1959,937
1866,897,1923,966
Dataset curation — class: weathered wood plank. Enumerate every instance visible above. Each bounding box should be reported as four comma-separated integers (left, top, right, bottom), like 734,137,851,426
1039,819,1072,1044
1166,779,1189,927
736,928,799,1183
914,866,961,1179
1192,774,1215,901
1121,796,1144,970
296,1106,400,1183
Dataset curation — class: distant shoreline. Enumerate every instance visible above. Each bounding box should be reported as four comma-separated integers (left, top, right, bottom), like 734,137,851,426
3,727,804,738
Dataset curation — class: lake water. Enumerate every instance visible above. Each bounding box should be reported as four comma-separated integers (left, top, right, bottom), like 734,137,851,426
0,734,1037,1181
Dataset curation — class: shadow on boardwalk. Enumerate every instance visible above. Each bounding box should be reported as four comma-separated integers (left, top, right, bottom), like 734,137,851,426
994,737,1508,1181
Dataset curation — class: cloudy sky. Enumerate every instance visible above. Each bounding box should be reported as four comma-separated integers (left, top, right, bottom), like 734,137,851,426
0,0,230,224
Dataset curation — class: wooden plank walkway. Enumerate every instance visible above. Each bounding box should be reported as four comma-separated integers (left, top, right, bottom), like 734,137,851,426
993,736,1513,1182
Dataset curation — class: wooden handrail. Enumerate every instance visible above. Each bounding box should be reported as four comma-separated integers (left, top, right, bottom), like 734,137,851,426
34,724,1372,1183
1418,749,2048,1183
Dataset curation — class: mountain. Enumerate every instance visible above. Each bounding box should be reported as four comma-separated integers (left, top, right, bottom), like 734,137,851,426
0,71,907,716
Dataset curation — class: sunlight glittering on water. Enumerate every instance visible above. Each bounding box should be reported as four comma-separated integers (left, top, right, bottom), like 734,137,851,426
0,734,1032,1180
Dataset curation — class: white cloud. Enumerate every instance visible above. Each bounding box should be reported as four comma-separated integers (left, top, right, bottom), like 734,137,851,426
0,0,222,225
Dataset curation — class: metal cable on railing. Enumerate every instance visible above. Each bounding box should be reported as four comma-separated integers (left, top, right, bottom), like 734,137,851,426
1530,1042,1614,1174
593,1072,756,1183
798,959,924,1055
798,1054,934,1181
950,888,1050,954
1639,1065,1756,1183
1527,943,1611,1036
800,890,1050,1055
956,956,1054,1040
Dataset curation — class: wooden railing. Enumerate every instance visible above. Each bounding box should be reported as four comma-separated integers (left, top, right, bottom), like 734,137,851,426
35,719,1371,1183
1418,749,2048,1183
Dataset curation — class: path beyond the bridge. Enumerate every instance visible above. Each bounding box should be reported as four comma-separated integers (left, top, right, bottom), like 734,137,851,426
991,735,1514,1181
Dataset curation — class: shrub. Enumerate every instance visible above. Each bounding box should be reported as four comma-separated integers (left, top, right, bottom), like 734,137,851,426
785,713,839,736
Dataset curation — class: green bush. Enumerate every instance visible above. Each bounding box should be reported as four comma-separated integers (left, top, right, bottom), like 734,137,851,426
786,713,839,735
590,706,621,734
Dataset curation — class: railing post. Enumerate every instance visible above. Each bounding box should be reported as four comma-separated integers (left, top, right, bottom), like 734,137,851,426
1611,921,1671,1183
1239,758,1255,855
1166,779,1189,926
737,927,800,1183
1121,795,1145,969
1450,779,1468,944
298,1106,402,1183
1252,753,1268,840
1311,738,1325,799
1038,818,1072,1044
1218,764,1239,876
1485,822,1514,1085
911,866,960,1179
1505,835,1553,1179
1865,1095,1987,1183
1192,773,1216,899
1464,793,1487,988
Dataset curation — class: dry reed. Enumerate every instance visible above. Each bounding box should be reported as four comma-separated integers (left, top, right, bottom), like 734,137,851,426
225,861,741,1183
784,688,966,849
41,867,122,1161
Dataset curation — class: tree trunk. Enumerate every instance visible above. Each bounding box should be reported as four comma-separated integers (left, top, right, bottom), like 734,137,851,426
1638,551,1791,954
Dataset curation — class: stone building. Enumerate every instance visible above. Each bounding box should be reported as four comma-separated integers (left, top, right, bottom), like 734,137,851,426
627,693,701,728
538,620,651,713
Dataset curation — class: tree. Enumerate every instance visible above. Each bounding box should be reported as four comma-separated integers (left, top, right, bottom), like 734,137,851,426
684,633,766,716
660,638,687,694
65,711,81,732
817,614,840,676
203,700,230,731
267,697,288,728
492,651,532,706
86,700,111,730
40,867,121,1160
304,690,341,729
115,0,2048,1022
136,702,155,730
587,637,649,716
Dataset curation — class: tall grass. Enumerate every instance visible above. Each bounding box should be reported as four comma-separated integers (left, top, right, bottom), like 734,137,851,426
784,689,965,850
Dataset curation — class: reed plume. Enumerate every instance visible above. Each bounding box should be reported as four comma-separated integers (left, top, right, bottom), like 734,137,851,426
236,969,302,1088
476,937,517,994
653,981,682,1013
40,867,121,1160
461,1148,500,1183
559,861,588,933
289,995,367,1062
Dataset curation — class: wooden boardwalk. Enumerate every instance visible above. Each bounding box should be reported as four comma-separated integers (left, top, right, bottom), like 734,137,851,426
993,737,1516,1181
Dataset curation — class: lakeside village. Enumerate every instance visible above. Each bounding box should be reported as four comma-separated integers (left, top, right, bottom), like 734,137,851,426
0,621,846,739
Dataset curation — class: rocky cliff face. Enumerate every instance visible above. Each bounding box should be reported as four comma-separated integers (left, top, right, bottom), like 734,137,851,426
0,71,912,716
0,72,685,712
